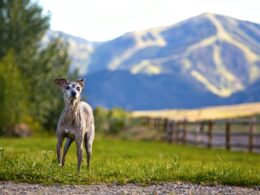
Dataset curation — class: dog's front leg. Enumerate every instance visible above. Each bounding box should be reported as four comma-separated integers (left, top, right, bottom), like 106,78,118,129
56,133,64,166
76,136,84,173
62,138,73,166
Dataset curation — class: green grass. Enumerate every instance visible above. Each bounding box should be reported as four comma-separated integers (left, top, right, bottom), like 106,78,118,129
0,136,259,186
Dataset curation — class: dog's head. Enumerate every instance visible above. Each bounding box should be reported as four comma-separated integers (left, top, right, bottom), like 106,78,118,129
54,78,85,102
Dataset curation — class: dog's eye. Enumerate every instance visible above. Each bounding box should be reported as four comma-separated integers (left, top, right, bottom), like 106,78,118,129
76,87,81,91
65,86,70,90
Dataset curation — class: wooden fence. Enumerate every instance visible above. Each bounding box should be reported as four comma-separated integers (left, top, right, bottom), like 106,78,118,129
137,116,260,153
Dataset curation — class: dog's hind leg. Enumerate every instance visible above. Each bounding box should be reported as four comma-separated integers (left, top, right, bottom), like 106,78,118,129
62,138,73,166
85,123,95,168
76,137,84,173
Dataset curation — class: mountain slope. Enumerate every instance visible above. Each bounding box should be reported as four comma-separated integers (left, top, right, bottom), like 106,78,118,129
42,30,95,75
44,13,260,110
87,13,260,97
228,80,260,104
85,70,223,110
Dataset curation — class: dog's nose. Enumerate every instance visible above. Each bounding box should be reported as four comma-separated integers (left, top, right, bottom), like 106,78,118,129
71,91,76,97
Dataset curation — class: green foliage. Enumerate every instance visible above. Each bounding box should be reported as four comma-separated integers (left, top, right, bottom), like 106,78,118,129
29,39,70,129
93,107,129,134
0,0,49,72
0,52,28,134
0,137,259,186
0,0,71,132
93,107,109,132
108,108,129,134
0,0,49,60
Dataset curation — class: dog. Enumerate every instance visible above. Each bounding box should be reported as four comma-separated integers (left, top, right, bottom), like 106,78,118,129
54,78,95,172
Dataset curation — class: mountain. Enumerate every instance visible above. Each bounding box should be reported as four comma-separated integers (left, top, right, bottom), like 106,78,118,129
228,80,260,104
84,70,223,110
83,13,260,110
42,30,96,75
43,13,260,110
86,13,260,98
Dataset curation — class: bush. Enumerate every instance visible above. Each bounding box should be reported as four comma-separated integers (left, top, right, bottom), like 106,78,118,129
108,108,129,134
93,107,129,134
93,107,109,132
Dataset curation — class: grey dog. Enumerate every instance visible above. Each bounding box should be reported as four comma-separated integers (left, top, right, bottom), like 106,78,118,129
54,78,95,172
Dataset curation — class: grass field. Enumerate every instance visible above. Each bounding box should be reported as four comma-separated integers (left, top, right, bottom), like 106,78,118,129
133,102,260,121
0,136,259,186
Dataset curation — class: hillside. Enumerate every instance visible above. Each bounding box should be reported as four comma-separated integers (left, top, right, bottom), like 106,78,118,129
42,30,96,75
44,13,260,110
81,13,260,110
87,13,260,98
228,80,260,103
85,70,223,110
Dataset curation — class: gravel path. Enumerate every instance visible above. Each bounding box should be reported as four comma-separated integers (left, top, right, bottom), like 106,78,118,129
0,182,259,195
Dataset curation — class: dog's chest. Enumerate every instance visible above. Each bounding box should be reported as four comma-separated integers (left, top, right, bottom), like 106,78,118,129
63,128,76,138
60,117,83,139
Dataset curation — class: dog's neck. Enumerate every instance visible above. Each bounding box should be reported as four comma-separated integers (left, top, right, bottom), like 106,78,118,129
63,98,80,121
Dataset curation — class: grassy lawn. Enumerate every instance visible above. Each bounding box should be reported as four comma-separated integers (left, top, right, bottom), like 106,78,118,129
0,136,259,186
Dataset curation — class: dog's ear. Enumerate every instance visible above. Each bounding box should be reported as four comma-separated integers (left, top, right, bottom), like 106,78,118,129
76,78,85,88
54,78,68,87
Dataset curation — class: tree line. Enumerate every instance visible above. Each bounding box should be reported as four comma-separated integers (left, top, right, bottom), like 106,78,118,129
0,0,70,134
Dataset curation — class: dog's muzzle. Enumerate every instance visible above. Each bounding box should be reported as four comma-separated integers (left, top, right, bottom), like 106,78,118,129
71,91,77,98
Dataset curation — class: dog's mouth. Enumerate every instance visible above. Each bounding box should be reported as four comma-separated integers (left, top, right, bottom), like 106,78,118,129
70,93,77,99
70,96,77,100
69,97,77,104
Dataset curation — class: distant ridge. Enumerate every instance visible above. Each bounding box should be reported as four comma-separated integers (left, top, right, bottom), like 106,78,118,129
46,13,260,110
86,13,260,97
42,30,96,75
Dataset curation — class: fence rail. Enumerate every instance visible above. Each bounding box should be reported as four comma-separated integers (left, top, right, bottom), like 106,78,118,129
137,116,260,153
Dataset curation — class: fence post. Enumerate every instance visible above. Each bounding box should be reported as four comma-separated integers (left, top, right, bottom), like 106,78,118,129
156,118,160,129
146,117,150,127
158,118,163,130
151,118,155,128
155,118,158,129
154,118,157,129
199,122,204,145
248,117,256,153
163,118,168,132
146,117,150,126
225,120,231,150
157,118,161,129
143,117,147,125
195,122,200,145
207,120,213,148
141,117,144,125
182,120,187,145
167,120,174,143
175,122,180,144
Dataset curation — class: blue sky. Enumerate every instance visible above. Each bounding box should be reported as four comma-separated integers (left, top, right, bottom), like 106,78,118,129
37,0,260,41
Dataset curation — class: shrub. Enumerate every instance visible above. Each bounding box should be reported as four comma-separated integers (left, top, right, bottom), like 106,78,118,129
93,107,129,134
93,106,109,132
108,108,129,134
